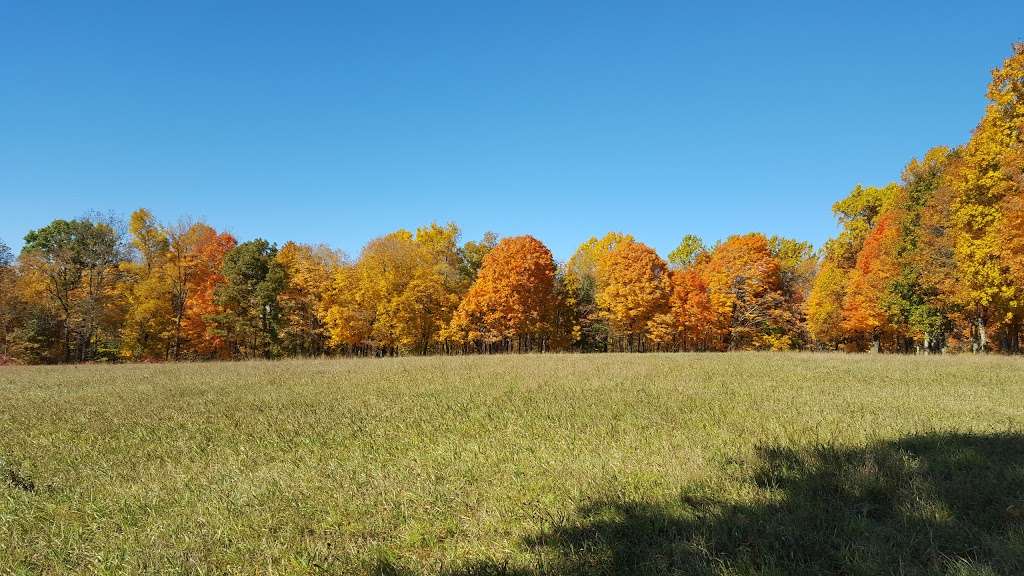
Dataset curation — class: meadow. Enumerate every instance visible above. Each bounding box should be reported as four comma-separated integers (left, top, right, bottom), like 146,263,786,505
2,353,1023,575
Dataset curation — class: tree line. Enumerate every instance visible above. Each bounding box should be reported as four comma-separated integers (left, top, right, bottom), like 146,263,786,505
1,44,1022,363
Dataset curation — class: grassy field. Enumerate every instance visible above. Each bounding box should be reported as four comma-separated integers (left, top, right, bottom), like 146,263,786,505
2,353,1023,575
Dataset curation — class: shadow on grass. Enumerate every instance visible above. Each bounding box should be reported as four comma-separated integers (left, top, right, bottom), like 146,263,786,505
441,432,1024,576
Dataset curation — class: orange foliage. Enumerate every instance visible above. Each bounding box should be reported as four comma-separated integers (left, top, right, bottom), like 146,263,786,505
447,236,557,348
595,240,671,348
704,233,792,350
180,225,236,359
841,211,900,345
668,262,719,350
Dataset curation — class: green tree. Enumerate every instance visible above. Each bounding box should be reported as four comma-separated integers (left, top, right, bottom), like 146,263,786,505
213,239,287,359
21,217,127,362
457,231,499,288
668,234,706,269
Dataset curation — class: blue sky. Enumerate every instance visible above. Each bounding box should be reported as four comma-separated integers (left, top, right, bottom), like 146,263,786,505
2,1,1022,260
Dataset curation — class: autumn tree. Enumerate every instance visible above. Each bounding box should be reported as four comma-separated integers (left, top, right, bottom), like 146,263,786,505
667,252,717,351
841,212,901,351
769,237,815,305
120,209,175,360
563,232,634,351
1001,188,1024,352
804,257,846,347
20,216,128,362
177,224,237,359
119,210,246,361
324,225,460,355
943,43,1024,352
705,233,796,350
0,241,22,362
769,236,816,347
595,239,671,351
276,242,343,356
446,235,557,352
806,184,897,348
2,245,62,363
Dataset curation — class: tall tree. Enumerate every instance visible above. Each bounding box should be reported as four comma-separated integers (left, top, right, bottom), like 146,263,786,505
595,239,671,351
806,184,898,348
120,209,175,360
705,233,796,350
178,224,237,359
668,253,718,351
841,212,901,351
0,240,21,362
563,232,634,351
885,148,954,352
213,239,287,359
446,235,558,352
21,217,127,362
323,227,459,355
944,43,1024,351
276,242,343,356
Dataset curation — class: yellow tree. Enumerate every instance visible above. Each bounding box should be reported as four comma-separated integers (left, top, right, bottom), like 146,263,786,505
322,263,370,352
806,184,897,348
388,266,459,354
944,43,1024,351
595,239,671,351
276,242,343,356
0,241,25,362
120,209,175,360
324,226,459,355
804,257,847,346
326,230,419,353
1001,186,1024,351
563,232,634,350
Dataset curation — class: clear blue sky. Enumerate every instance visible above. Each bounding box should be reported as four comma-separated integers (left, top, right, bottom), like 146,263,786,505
2,2,1022,260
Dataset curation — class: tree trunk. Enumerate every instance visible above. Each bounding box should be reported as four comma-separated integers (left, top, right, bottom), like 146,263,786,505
974,314,988,353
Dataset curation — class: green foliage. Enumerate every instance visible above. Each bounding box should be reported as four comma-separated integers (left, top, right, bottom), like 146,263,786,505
20,217,127,362
213,239,287,358
832,183,898,228
457,231,499,286
667,234,706,269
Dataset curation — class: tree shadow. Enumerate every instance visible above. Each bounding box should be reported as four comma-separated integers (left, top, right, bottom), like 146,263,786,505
445,432,1024,575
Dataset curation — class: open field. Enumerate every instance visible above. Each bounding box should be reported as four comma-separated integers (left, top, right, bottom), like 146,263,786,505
2,353,1024,575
